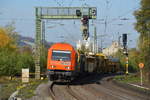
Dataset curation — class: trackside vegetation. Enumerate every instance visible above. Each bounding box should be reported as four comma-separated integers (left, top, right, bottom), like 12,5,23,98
0,23,48,99
115,0,150,83
0,23,47,78
134,0,150,82
0,24,35,77
115,49,140,73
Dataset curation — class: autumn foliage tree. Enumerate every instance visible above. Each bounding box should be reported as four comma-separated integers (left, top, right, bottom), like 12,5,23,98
134,0,150,81
0,24,35,77
0,28,16,50
0,27,18,77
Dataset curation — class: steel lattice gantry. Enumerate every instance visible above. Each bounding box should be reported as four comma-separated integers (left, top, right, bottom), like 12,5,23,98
35,7,97,79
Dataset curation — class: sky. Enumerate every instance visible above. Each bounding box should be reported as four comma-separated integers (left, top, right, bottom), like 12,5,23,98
0,0,141,48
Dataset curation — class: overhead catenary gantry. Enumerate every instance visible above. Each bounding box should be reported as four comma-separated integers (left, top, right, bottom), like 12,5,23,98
35,7,97,79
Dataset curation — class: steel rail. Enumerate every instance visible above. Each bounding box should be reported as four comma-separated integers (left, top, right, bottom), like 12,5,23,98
66,84,84,100
49,82,56,100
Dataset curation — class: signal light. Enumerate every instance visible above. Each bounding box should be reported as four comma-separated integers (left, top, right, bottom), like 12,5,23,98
123,34,127,43
122,34,127,49
92,9,96,16
76,10,81,16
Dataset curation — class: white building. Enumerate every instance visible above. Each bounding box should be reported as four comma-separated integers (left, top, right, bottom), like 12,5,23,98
102,41,120,56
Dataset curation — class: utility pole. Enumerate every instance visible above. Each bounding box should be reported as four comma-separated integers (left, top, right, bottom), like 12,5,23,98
118,32,121,48
122,33,128,75
101,37,103,52
125,53,128,74
93,26,97,54
42,21,45,46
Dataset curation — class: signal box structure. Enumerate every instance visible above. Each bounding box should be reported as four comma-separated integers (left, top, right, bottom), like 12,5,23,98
35,7,97,79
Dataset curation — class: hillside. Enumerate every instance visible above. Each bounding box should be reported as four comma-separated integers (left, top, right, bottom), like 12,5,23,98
17,35,53,48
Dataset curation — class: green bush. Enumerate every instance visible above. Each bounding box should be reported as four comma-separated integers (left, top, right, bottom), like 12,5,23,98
0,25,36,77
115,48,140,73
0,48,35,77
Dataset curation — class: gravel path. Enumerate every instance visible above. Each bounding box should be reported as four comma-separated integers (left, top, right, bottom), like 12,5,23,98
27,82,52,100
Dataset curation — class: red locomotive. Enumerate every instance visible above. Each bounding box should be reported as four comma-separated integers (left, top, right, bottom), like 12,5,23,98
47,43,119,81
47,43,80,81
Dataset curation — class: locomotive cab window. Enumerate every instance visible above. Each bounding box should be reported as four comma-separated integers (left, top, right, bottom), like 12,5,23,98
52,50,71,61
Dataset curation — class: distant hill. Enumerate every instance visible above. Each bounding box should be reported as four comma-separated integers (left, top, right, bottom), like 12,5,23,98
17,35,53,48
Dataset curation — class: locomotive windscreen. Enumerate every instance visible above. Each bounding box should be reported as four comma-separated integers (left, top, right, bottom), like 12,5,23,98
52,50,71,61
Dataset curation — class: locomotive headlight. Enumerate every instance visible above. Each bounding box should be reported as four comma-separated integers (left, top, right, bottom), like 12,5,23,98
51,65,55,68
65,66,70,70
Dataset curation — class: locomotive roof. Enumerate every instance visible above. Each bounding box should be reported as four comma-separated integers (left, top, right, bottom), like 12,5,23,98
49,43,75,51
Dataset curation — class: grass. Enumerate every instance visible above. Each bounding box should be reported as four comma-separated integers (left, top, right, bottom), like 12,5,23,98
0,76,48,100
114,74,141,83
0,77,22,100
17,78,48,99
114,74,150,93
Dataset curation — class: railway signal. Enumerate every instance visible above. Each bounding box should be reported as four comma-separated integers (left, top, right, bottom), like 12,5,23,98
122,34,127,49
139,63,144,69
35,7,97,79
76,10,82,17
139,63,144,86
81,16,89,40
125,57,129,74
122,33,128,75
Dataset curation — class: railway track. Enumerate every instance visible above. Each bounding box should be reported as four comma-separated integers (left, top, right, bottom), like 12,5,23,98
66,84,84,100
40,74,149,100
81,75,149,100
48,74,149,100
49,82,56,100
49,81,85,100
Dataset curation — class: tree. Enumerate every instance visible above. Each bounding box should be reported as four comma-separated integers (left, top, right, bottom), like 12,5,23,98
0,27,18,77
0,25,35,77
115,49,140,72
0,28,16,50
0,50,18,77
134,0,150,81
16,52,35,74
128,48,141,72
4,22,18,40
